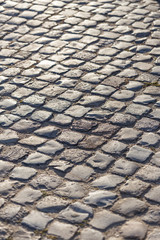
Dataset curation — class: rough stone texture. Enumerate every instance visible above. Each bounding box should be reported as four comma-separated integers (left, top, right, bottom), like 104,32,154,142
120,220,147,240
90,210,125,230
0,0,160,238
48,221,78,240
127,145,152,163
112,198,148,217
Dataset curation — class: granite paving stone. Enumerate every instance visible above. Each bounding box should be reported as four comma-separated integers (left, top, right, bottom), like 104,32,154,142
0,0,160,237
47,221,77,240
90,210,125,230
30,173,62,190
84,190,117,207
58,202,93,223
36,195,69,213
127,145,152,163
120,179,150,197
12,187,42,205
120,220,147,240
22,210,52,230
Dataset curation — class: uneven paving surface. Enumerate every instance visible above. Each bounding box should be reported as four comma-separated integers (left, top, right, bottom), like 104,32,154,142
0,0,160,239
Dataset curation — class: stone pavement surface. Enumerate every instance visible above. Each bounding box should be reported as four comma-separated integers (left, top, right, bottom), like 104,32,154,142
0,0,160,239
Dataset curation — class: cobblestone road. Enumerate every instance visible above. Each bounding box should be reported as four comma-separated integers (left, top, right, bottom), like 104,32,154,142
0,0,160,239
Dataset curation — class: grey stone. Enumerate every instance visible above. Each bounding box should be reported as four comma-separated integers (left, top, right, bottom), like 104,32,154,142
137,165,160,182
112,90,134,101
118,69,138,78
11,87,33,99
39,85,65,97
31,110,52,122
79,228,103,240
133,94,156,105
147,229,160,240
91,174,124,189
30,173,62,190
102,140,127,155
58,202,92,223
0,203,21,220
10,167,37,180
52,114,72,126
115,128,141,142
102,100,125,112
65,165,94,182
84,190,117,207
48,221,77,240
143,208,160,224
49,160,73,172
79,135,106,149
92,123,119,138
12,187,42,205
59,89,83,102
19,136,47,147
92,85,116,97
145,186,160,203
59,148,90,164
121,220,147,240
120,179,150,197
65,105,91,118
135,117,159,131
0,129,19,144
44,99,71,113
0,98,17,109
23,152,51,165
112,158,139,176
90,210,125,230
71,119,97,132
22,210,52,230
85,110,113,120
127,145,152,162
34,126,60,138
151,152,160,167
37,196,69,213
55,181,86,199
138,132,159,146
144,86,160,96
0,160,14,177
110,113,136,126
12,105,34,117
37,140,64,156
0,114,20,127
125,81,143,91
11,119,40,133
86,152,114,170
149,109,160,120
57,130,84,145
23,94,45,107
79,95,105,107
112,198,147,217
125,103,150,116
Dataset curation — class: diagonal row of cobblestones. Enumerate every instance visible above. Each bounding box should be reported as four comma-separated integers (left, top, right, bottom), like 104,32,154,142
0,0,160,239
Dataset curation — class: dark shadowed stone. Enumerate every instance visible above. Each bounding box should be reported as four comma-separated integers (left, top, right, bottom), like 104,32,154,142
92,123,119,138
1,145,28,162
71,119,97,132
79,135,106,149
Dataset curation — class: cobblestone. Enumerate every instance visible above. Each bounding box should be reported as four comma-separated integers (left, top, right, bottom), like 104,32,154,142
0,0,160,238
